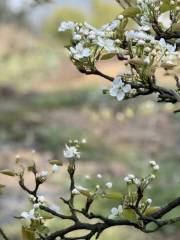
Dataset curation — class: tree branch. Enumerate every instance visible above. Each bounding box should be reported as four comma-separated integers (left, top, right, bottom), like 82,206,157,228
0,228,9,240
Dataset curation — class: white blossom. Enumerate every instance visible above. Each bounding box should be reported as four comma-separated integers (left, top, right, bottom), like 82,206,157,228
125,30,154,42
158,38,176,53
101,20,120,31
95,37,117,53
149,160,156,166
146,198,152,205
75,185,88,192
81,138,87,144
21,209,35,220
97,173,102,179
38,196,46,203
110,75,131,101
72,188,80,195
73,34,82,41
153,164,160,171
70,43,91,60
33,203,40,209
38,171,48,177
58,21,76,32
105,182,112,188
52,164,60,173
63,145,80,159
109,205,123,219
158,13,172,29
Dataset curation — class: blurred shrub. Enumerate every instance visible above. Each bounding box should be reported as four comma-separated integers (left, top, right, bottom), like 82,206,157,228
44,7,85,44
44,0,121,43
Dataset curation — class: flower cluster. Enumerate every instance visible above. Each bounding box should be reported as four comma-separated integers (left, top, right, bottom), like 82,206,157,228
137,0,180,28
108,205,123,219
58,16,127,61
21,195,60,221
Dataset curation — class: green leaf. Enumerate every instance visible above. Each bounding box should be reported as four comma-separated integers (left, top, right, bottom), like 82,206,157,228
171,23,180,32
39,209,54,219
101,53,116,60
0,169,16,176
160,0,170,13
122,7,141,17
103,192,123,201
22,226,35,240
122,208,137,221
49,160,63,166
144,206,160,216
0,184,5,188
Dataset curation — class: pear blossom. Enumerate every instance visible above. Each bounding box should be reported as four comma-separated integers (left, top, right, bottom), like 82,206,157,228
33,203,40,209
158,38,176,53
81,138,87,144
58,21,76,32
149,160,156,166
95,37,117,53
124,174,136,184
101,20,120,31
38,171,48,177
38,195,46,203
109,75,131,101
52,164,60,173
75,185,88,192
158,14,172,29
108,205,123,219
153,164,160,171
72,188,80,195
21,209,35,220
70,43,91,60
97,173,102,179
73,34,82,41
150,174,156,179
125,30,154,42
146,198,152,205
63,145,80,159
105,182,112,188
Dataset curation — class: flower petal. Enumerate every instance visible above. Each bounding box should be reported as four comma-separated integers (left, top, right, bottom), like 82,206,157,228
109,87,118,97
123,84,131,93
117,91,125,101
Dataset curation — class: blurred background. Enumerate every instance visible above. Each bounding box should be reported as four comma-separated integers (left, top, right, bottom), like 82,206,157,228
0,0,179,239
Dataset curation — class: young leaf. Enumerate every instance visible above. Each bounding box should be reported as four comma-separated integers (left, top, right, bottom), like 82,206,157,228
122,7,141,18
160,0,171,13
144,206,160,216
103,192,123,201
39,209,54,219
0,169,16,176
101,53,116,60
49,160,63,166
122,209,137,221
22,226,35,240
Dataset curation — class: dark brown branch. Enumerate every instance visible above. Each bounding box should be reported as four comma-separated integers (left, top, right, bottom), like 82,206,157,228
40,205,74,221
149,197,180,220
80,68,180,104
0,228,9,240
